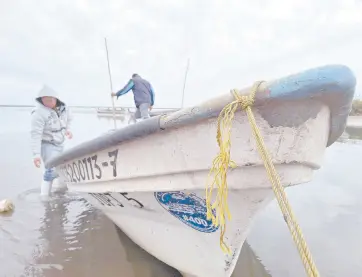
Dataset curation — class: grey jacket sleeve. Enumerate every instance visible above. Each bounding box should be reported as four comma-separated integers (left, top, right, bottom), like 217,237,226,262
30,111,45,158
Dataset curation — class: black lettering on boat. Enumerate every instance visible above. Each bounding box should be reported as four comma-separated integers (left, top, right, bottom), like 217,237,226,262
92,155,102,179
65,149,121,182
105,193,124,207
67,164,77,182
120,192,144,208
82,158,90,180
89,192,144,209
65,166,72,182
90,193,112,206
87,157,94,179
72,162,80,181
108,149,118,177
78,160,86,180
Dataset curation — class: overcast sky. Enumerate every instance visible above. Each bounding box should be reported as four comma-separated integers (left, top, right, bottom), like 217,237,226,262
1,0,362,108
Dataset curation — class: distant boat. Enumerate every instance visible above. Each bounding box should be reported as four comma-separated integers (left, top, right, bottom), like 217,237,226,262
47,64,356,277
96,107,128,115
97,106,179,120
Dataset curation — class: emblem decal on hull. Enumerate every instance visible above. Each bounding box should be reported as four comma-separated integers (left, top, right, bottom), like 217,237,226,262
154,191,219,233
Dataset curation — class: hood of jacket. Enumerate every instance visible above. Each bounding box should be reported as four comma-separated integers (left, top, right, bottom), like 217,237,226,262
35,85,66,107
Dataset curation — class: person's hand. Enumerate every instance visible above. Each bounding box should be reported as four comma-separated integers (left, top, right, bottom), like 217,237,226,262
33,157,41,168
111,92,117,97
149,106,153,111
65,130,73,139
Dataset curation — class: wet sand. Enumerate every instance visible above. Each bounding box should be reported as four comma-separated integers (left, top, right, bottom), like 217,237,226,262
0,108,271,277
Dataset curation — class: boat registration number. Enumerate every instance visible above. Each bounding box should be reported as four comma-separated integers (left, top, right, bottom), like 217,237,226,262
89,192,144,209
58,149,119,183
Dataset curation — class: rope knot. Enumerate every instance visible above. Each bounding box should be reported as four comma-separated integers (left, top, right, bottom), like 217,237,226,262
231,89,255,110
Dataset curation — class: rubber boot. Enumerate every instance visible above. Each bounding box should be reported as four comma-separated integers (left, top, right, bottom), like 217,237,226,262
52,178,67,193
40,180,52,197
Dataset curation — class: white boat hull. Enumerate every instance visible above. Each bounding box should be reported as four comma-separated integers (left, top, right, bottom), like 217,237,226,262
48,65,356,277
58,102,329,277
63,101,329,193
82,189,274,277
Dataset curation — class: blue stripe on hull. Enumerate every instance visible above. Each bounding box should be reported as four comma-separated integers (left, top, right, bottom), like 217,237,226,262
266,64,356,146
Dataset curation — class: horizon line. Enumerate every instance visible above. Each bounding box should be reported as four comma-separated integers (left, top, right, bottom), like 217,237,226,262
0,104,180,110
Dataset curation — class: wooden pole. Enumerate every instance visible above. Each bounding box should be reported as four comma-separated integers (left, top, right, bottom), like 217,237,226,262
181,58,190,108
104,37,117,129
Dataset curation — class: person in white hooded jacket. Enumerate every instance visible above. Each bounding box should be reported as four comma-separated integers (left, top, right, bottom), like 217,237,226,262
30,85,73,196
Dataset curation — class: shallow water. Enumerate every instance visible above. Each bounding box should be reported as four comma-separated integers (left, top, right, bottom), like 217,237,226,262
0,108,271,277
248,129,362,277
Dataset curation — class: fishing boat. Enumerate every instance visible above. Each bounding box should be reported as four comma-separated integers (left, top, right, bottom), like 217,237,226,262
96,106,128,115
97,106,178,123
46,64,356,277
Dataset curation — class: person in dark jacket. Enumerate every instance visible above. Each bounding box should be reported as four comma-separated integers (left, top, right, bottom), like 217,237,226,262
111,73,155,120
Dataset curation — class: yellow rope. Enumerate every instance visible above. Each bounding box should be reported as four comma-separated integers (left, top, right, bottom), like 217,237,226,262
205,81,320,277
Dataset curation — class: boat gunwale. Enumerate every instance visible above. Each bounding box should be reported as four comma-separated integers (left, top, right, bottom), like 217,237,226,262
46,64,356,169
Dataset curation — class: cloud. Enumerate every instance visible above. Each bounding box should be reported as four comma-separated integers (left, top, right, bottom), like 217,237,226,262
0,0,362,107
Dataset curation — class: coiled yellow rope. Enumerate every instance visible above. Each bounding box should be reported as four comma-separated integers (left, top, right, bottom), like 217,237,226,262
205,81,320,277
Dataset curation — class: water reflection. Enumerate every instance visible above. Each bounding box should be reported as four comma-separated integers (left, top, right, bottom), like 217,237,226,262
344,126,362,140
115,226,182,277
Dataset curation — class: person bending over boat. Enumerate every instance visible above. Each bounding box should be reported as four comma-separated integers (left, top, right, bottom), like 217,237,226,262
30,85,73,197
111,73,155,120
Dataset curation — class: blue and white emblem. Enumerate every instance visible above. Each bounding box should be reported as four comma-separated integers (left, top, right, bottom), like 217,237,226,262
155,191,219,233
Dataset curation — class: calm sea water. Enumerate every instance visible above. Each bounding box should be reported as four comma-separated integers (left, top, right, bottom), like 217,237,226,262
0,107,361,277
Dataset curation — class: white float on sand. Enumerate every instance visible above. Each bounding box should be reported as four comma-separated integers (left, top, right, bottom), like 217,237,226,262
0,199,14,213
46,64,356,277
